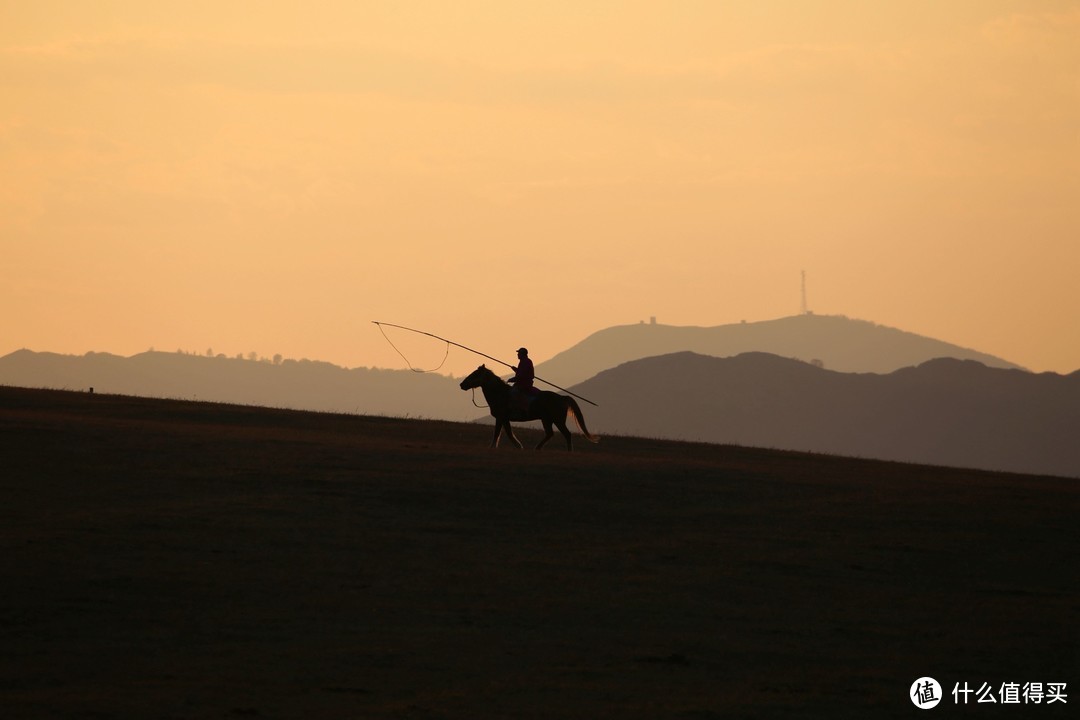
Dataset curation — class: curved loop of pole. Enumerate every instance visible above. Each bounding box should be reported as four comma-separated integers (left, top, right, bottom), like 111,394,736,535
375,321,450,373
372,321,598,407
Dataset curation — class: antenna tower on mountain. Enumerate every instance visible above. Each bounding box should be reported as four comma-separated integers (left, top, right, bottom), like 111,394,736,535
801,270,809,315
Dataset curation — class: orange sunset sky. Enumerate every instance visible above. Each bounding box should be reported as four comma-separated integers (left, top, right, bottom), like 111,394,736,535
3,1,1078,377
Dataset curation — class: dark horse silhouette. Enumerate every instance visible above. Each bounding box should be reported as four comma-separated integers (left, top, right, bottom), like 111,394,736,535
459,364,599,450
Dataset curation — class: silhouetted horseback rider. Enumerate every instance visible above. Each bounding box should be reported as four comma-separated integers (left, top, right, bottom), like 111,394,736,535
508,347,538,412
508,347,534,390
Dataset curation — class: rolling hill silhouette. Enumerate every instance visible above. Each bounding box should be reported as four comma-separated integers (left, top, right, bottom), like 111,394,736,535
572,351,1080,477
536,314,1023,387
0,349,471,421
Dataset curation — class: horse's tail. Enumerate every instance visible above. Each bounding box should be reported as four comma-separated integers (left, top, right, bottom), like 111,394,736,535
566,397,600,443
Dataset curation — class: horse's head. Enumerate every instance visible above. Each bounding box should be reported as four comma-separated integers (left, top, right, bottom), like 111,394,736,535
459,364,495,391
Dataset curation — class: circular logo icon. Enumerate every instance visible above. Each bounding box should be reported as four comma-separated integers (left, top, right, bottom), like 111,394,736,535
911,677,942,709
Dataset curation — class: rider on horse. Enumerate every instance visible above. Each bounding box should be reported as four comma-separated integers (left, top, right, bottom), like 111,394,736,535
508,347,539,412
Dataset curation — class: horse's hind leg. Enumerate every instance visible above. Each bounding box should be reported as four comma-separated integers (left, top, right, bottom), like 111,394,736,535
555,418,573,451
536,419,555,450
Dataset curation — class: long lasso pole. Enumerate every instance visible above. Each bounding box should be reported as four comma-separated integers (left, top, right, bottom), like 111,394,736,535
372,321,599,407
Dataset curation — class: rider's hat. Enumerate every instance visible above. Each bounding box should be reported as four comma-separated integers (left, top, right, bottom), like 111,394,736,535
517,347,528,354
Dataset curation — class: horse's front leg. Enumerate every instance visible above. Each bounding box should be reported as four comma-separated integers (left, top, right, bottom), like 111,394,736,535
504,420,523,449
490,418,522,449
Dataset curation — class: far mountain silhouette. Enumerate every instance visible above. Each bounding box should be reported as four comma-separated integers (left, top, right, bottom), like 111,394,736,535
2,314,1051,476
536,314,1023,387
570,351,1080,478
0,350,470,421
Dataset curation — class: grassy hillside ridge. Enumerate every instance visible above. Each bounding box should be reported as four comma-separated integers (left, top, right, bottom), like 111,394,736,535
2,386,1075,718
572,351,1080,478
537,314,1024,387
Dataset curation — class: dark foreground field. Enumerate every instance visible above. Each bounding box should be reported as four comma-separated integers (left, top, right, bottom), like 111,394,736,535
1,387,1076,719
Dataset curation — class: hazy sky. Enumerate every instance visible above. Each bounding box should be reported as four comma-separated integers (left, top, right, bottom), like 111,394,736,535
3,1,1078,376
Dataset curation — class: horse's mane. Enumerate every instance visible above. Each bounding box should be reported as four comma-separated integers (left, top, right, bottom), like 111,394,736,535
472,365,506,385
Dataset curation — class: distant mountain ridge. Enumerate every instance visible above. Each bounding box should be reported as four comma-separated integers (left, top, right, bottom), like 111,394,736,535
537,314,1023,387
6,344,1076,477
571,351,1080,478
0,350,473,421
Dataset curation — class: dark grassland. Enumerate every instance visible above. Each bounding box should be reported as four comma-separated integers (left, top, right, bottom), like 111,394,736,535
1,386,1075,719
